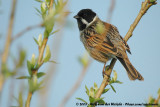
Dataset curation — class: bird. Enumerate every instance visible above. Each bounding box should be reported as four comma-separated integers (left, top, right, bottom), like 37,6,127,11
74,9,144,81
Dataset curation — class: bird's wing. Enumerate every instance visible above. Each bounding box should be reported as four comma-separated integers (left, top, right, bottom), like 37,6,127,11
100,22,131,58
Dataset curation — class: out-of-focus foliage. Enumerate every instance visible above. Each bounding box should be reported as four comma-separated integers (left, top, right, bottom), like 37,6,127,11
76,70,122,106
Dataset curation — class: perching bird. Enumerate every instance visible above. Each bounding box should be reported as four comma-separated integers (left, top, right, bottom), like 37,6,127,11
74,9,144,81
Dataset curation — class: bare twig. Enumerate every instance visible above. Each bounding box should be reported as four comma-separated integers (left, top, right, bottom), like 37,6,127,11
0,0,17,92
95,59,116,98
1,0,17,64
26,92,32,107
59,62,91,107
124,0,154,41
95,0,156,99
107,0,116,23
12,23,43,41
49,0,54,10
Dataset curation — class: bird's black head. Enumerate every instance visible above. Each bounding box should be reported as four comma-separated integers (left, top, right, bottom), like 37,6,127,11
74,9,97,31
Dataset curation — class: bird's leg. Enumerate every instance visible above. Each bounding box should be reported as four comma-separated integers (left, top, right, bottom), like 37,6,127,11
102,62,106,75
102,62,110,79
102,62,106,76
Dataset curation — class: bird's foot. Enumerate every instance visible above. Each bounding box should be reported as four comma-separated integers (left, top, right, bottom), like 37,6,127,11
102,65,110,79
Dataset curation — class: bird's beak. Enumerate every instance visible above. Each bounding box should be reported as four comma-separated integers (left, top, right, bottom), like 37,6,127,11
73,15,79,19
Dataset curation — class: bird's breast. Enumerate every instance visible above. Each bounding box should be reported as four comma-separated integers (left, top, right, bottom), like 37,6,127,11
80,29,110,63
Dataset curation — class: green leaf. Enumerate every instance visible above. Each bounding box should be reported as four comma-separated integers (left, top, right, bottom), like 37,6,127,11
46,0,51,3
149,0,157,3
38,34,43,47
97,99,105,104
31,54,36,66
45,20,55,34
110,84,116,93
85,85,89,96
50,29,60,35
76,98,88,103
109,79,114,84
148,96,155,104
94,82,98,91
27,60,32,75
89,87,94,98
16,50,26,68
41,2,46,13
89,97,95,103
44,45,51,62
102,88,110,94
114,80,123,84
34,7,41,15
94,97,105,103
33,37,39,45
113,70,117,81
16,76,30,79
44,29,49,38
48,60,57,64
89,97,104,104
37,72,46,78
35,0,43,3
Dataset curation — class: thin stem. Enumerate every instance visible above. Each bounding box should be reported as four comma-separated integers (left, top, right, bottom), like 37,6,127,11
0,0,17,92
38,38,48,65
1,0,17,64
25,34,48,107
26,92,32,107
95,0,156,99
12,23,43,41
25,0,54,106
49,0,54,10
95,59,116,98
124,0,153,41
59,62,91,107
107,0,116,23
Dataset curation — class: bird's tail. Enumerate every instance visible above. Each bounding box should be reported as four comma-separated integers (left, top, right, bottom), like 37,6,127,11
117,57,144,81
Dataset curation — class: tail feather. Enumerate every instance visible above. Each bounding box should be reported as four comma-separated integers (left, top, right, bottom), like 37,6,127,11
117,57,144,81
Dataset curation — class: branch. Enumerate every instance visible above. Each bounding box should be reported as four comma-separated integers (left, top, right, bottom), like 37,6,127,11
26,38,48,107
26,92,32,107
0,0,17,92
95,0,156,99
1,0,17,64
107,0,116,23
95,59,116,98
124,0,155,41
25,29,48,107
49,0,54,10
12,23,43,41
26,0,54,106
59,62,91,107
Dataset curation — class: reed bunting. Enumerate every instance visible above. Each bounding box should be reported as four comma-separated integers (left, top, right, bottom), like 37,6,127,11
74,9,144,81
